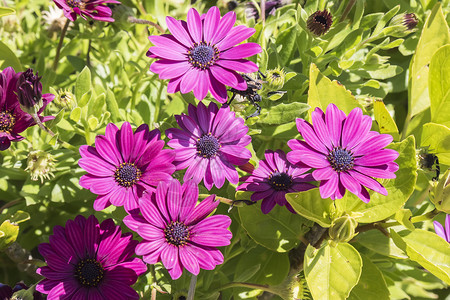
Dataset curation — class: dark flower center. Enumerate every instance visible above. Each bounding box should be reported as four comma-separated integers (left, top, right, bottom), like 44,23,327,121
196,133,221,158
268,171,293,191
327,147,354,172
114,162,142,187
164,221,190,246
314,15,327,25
75,258,104,287
0,111,16,133
188,42,219,70
66,0,85,9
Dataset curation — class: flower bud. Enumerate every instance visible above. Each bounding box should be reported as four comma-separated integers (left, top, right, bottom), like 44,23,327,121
388,13,419,37
307,10,333,36
430,169,450,214
25,150,56,183
328,215,358,244
54,89,76,110
16,69,43,115
266,68,286,90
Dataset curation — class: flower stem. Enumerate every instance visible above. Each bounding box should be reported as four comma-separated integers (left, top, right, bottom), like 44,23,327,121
128,17,164,33
187,274,197,300
213,282,272,294
339,0,357,22
31,113,77,151
53,19,70,72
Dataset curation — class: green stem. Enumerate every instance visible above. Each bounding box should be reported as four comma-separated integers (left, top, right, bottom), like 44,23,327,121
212,282,272,294
52,19,70,72
0,198,23,214
339,0,357,22
187,274,197,300
128,17,164,33
380,209,439,229
31,113,77,151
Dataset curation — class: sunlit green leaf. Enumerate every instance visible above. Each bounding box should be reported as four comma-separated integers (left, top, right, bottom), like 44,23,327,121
429,45,450,127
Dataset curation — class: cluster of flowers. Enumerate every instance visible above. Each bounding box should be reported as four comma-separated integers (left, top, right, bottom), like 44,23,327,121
0,1,432,299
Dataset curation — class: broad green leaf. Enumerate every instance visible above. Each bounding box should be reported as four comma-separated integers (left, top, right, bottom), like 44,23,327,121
75,66,92,102
421,123,450,165
372,5,400,37
9,211,30,224
390,229,450,284
308,63,362,116
235,246,289,285
356,229,407,259
0,41,21,71
238,202,313,252
0,7,14,17
373,100,399,141
348,255,390,300
0,220,19,250
46,109,65,129
286,188,336,227
12,288,34,300
276,25,298,67
335,136,417,223
394,209,414,230
257,102,309,125
305,242,362,300
89,93,106,119
429,45,450,127
88,116,99,130
70,107,82,123
409,3,450,117
106,88,120,122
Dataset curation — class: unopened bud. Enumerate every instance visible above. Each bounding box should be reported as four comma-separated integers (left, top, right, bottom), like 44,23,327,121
54,89,76,110
16,69,43,115
266,68,286,90
25,150,56,183
328,215,358,244
389,13,418,37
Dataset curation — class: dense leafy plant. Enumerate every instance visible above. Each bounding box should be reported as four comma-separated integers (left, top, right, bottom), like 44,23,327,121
0,0,449,299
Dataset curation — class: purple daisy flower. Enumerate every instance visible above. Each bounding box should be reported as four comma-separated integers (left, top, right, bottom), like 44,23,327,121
79,122,176,212
124,179,232,280
36,215,147,300
166,102,252,190
53,0,120,22
0,67,54,151
433,214,450,243
148,6,262,103
287,103,399,203
238,150,316,214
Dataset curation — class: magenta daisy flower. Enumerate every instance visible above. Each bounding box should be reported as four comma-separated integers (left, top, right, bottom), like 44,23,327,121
53,0,120,22
287,103,399,203
36,215,147,299
165,102,252,190
148,6,262,103
0,67,54,151
124,179,232,280
79,122,176,212
238,150,316,214
434,214,450,243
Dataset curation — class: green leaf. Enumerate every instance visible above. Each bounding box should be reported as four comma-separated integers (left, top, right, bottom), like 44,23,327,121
235,246,289,285
409,3,450,117
429,45,450,127
0,40,22,71
348,254,390,300
75,66,92,102
88,116,99,130
0,220,19,250
46,109,65,129
12,288,35,300
308,63,362,116
9,210,30,224
238,202,313,252
390,229,450,284
373,99,399,141
304,242,362,300
70,107,82,123
356,229,407,259
0,7,14,17
106,88,120,122
286,188,336,227
276,25,298,67
421,123,450,165
394,209,414,230
335,136,417,223
372,5,400,37
257,102,309,125
89,93,106,119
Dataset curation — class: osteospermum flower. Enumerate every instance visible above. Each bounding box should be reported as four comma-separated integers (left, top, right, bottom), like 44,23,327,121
287,103,399,203
166,102,251,190
53,0,120,22
238,150,315,214
433,214,450,243
79,122,176,212
307,9,333,36
36,215,146,299
124,180,232,280
0,67,54,151
148,6,262,103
